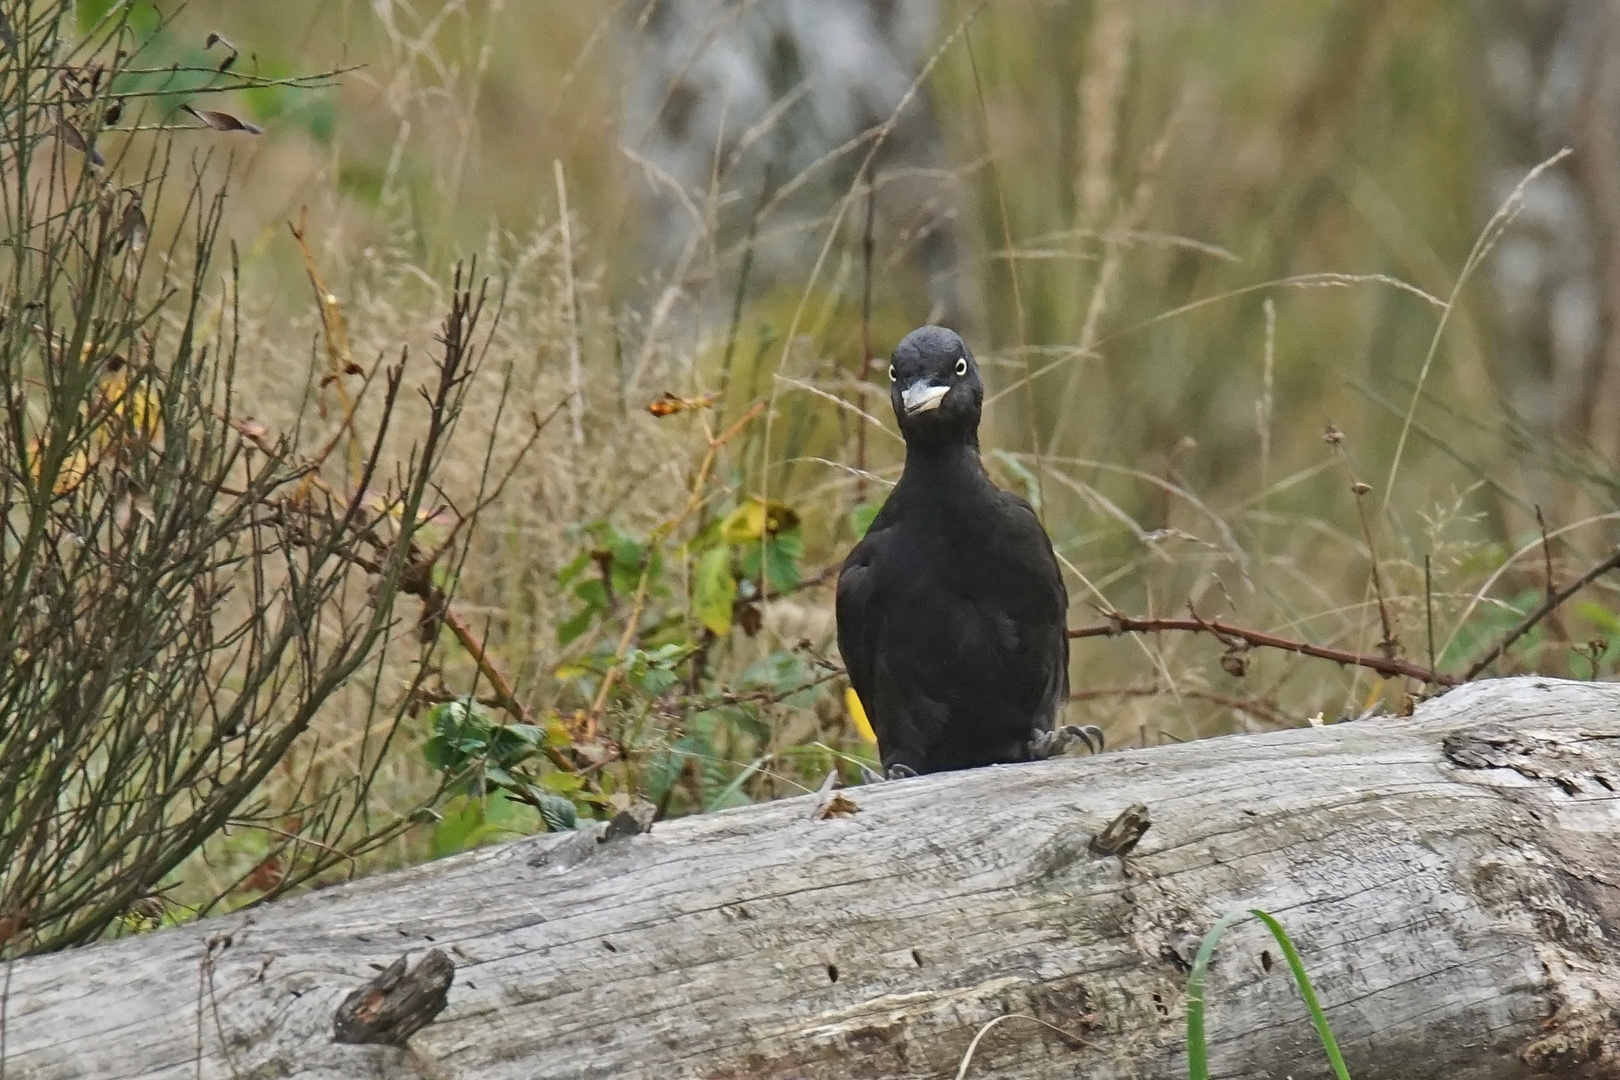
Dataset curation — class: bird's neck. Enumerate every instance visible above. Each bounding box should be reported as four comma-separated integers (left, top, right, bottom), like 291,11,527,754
896,438,990,505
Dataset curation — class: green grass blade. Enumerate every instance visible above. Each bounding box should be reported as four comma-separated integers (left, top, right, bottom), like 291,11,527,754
1251,910,1352,1080
1185,908,1352,1080
1185,909,1250,1080
704,754,769,812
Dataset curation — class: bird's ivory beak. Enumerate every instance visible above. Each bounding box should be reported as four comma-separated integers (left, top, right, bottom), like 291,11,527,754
901,382,949,415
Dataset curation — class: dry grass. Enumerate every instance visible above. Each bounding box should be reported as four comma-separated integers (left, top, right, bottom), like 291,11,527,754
110,0,1620,899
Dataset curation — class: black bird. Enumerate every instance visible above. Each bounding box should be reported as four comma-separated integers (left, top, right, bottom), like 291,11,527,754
836,326,1103,777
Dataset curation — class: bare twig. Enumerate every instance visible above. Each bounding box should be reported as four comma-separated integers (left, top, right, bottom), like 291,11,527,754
554,159,585,448
1537,506,1555,603
1424,555,1437,690
855,182,876,506
717,164,772,421
288,209,363,484
1326,425,1398,660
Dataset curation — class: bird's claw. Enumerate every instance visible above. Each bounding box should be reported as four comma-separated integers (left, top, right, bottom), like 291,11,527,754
858,762,920,783
1030,723,1106,760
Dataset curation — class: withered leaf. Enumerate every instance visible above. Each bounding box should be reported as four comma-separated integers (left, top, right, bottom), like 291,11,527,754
814,792,859,820
182,103,263,135
344,361,364,376
0,906,32,947
241,853,285,894
117,197,146,253
56,115,105,166
646,391,715,418
104,99,123,125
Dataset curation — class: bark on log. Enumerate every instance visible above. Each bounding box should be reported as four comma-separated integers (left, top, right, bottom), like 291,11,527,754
8,676,1620,1080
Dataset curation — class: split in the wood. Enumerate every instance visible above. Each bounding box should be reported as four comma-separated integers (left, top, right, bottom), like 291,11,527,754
332,948,454,1046
1090,802,1151,857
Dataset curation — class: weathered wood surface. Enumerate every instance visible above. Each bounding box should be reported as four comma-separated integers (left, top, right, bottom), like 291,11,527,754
8,676,1620,1080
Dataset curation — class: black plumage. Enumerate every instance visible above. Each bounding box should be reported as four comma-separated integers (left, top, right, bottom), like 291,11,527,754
836,325,1102,777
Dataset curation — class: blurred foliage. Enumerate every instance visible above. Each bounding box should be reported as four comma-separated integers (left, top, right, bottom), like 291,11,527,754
113,0,1620,870
418,476,867,848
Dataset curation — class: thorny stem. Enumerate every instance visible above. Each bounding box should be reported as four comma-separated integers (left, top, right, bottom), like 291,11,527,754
1463,546,1620,680
1070,611,1460,688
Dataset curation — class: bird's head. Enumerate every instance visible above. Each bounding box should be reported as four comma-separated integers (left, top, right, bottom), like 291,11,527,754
888,325,983,447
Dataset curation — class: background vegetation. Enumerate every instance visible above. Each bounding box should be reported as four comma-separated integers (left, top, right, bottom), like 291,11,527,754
6,0,1618,950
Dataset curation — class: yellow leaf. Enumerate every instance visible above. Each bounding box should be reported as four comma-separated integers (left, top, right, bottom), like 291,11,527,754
720,497,799,544
100,369,163,445
693,544,737,636
53,447,92,495
543,716,574,749
720,500,766,544
845,687,876,743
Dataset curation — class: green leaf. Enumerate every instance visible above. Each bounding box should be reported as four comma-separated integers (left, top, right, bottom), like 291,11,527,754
693,544,738,635
555,549,590,587
539,771,585,794
532,791,578,832
486,724,541,767
648,642,691,664
428,697,493,739
740,530,803,592
611,534,644,571
572,578,609,609
849,502,880,539
556,606,594,647
643,735,702,803
638,667,677,695
429,797,485,857
767,530,804,590
421,734,456,771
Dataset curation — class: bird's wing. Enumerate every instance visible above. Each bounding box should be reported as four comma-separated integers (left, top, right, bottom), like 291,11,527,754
986,490,1071,724
835,525,885,725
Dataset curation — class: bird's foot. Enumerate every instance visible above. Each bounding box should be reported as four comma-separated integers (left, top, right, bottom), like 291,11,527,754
857,762,920,783
1030,724,1106,760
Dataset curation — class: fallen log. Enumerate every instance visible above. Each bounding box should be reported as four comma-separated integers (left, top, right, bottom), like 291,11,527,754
7,676,1620,1080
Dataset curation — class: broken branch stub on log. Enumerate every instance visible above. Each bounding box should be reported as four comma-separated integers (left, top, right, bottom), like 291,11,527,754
7,676,1620,1079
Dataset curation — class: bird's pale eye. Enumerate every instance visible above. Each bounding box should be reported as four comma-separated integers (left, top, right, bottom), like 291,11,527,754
954,357,968,377
888,365,896,381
